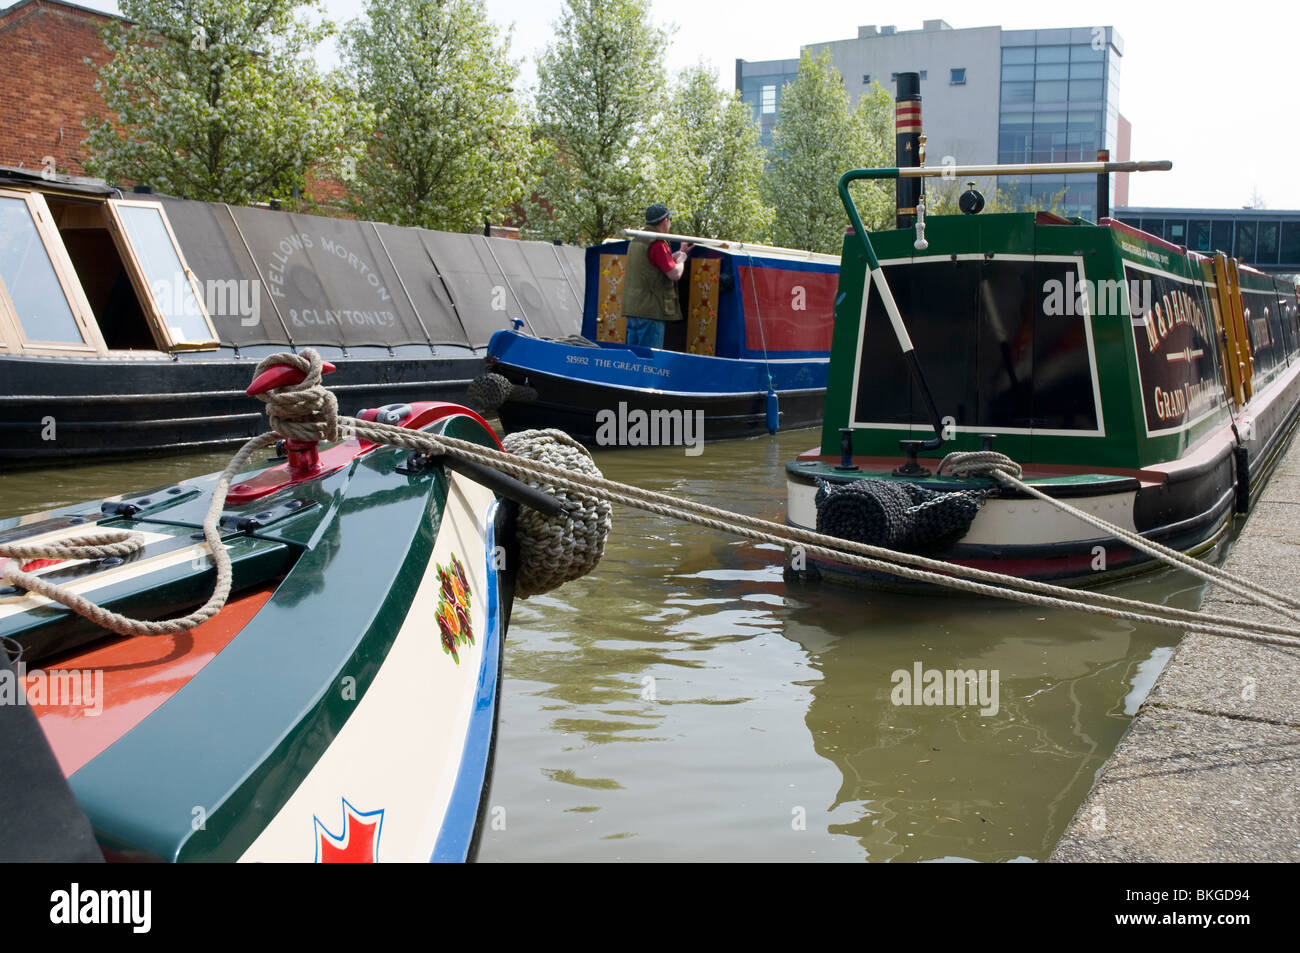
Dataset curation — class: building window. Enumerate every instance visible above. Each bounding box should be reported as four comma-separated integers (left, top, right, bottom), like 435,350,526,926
889,71,927,82
862,74,871,84
761,85,776,114
950,68,966,85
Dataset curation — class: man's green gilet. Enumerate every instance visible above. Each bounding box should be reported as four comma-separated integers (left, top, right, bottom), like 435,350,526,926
623,236,683,322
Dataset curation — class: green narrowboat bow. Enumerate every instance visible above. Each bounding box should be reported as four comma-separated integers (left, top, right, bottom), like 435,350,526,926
787,158,1300,588
0,375,544,862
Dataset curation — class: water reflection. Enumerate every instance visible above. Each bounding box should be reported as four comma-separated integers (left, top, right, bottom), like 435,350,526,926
478,430,1215,862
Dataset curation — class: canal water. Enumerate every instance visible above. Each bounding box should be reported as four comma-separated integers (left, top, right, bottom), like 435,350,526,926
0,429,1215,862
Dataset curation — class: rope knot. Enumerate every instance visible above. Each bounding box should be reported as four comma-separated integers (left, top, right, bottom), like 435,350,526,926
937,450,1023,480
251,349,342,443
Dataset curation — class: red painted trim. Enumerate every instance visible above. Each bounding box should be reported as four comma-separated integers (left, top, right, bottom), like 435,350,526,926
795,452,1164,486
1035,211,1075,226
226,402,502,504
32,585,277,777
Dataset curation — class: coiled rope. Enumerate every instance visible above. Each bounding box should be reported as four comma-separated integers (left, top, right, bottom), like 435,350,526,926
3,350,1298,650
500,429,612,597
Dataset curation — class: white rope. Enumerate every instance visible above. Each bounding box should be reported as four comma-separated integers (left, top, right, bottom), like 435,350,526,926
937,450,1300,622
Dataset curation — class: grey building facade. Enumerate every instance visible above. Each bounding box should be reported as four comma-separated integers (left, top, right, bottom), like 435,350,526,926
735,57,801,150
736,20,1128,221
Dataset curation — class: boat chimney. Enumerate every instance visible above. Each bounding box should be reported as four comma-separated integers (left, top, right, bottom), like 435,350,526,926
1096,149,1110,220
895,72,922,228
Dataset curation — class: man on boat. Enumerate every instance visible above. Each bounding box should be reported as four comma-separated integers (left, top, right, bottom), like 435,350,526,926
623,204,693,349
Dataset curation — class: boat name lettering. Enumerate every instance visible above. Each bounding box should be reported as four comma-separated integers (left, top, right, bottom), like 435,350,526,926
1153,377,1217,422
289,308,397,327
318,238,393,303
1120,240,1169,266
264,233,393,304
266,232,313,299
1141,288,1211,354
590,356,671,377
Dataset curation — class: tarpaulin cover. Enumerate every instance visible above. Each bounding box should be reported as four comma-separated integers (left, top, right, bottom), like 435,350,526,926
372,223,471,347
159,197,587,349
227,206,427,348
489,238,585,340
160,197,289,346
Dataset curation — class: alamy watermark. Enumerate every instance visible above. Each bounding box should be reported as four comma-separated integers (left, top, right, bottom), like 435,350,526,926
0,662,104,716
150,275,262,327
890,661,1000,716
595,401,704,456
1042,274,1151,318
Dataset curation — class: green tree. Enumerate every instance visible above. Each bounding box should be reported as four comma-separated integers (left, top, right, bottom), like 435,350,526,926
84,0,365,204
655,64,771,243
528,0,669,245
926,176,1068,216
762,50,893,253
340,0,531,231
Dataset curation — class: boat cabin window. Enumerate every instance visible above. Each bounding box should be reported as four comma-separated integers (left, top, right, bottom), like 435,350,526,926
0,190,100,353
107,200,218,349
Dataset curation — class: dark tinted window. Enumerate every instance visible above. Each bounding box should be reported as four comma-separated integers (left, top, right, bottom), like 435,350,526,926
1281,222,1300,266
1211,220,1234,255
853,259,1097,431
1188,220,1212,252
1235,221,1257,259
1256,222,1279,264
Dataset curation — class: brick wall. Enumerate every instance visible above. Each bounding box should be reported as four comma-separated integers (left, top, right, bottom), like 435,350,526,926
0,1,120,176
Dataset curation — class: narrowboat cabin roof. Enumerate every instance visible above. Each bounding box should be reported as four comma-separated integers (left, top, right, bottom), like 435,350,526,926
0,165,588,363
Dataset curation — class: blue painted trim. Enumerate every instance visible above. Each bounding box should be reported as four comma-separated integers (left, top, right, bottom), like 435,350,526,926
430,500,502,863
488,330,829,395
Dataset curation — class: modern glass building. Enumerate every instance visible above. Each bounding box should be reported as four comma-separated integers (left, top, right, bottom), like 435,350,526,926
995,27,1123,219
736,22,1128,221
1114,207,1300,274
735,58,802,149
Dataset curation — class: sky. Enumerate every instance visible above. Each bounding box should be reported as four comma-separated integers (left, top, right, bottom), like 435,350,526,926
71,0,1300,210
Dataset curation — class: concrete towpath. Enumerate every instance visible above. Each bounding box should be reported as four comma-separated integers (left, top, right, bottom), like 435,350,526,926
1052,436,1300,862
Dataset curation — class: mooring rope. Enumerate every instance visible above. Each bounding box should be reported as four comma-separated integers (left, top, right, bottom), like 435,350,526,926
0,432,276,637
936,450,1300,623
3,349,1298,649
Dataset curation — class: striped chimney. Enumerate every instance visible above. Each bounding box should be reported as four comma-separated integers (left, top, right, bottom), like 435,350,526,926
895,72,922,228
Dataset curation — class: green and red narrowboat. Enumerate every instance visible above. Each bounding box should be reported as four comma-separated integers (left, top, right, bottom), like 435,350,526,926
786,160,1300,588
0,388,538,862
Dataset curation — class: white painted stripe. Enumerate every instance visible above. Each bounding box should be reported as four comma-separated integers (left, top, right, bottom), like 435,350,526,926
0,528,189,618
872,267,915,353
239,472,495,862
787,478,1137,546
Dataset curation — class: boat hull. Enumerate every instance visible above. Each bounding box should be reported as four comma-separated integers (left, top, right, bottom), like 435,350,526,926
0,351,482,467
785,407,1299,589
1,409,515,862
487,330,828,446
